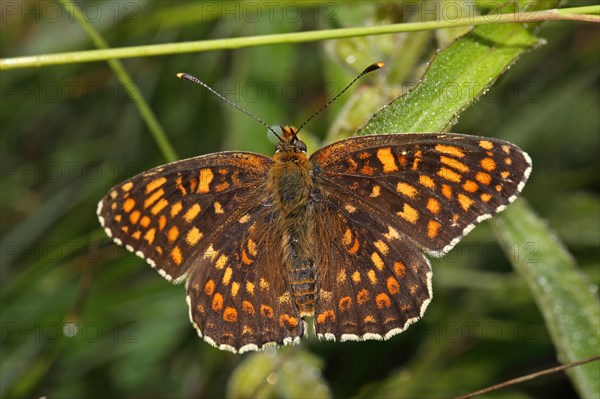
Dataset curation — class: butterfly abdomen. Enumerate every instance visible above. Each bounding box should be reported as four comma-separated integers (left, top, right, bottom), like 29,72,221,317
269,151,318,316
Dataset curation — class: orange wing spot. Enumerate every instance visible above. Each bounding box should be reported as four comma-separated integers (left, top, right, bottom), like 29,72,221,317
223,306,238,322
479,140,494,150
501,171,510,179
396,182,418,198
357,289,369,304
140,215,151,227
171,246,183,266
348,237,360,254
143,228,156,244
409,284,418,295
222,267,233,285
346,157,358,174
175,176,187,196
452,214,460,223
337,269,347,283
145,177,167,194
481,157,496,171
110,190,118,199
259,278,270,290
121,182,134,192
377,147,399,173
358,151,370,160
344,203,357,214
111,203,117,210
246,281,255,295
211,293,223,311
384,225,400,240
184,203,201,222
158,215,167,230
121,226,129,233
375,293,392,309
360,165,375,176
426,197,441,214
441,156,469,173
144,189,164,209
427,220,441,238
370,185,381,198
151,198,169,215
260,305,274,318
438,167,462,183
476,171,492,185
502,144,511,154
168,226,179,243
231,282,240,297
342,228,352,246
441,184,453,199
114,214,122,222
364,315,376,323
386,277,400,295
280,314,299,328
241,249,253,265
504,157,512,165
131,230,141,240
123,198,136,213
458,193,474,210
495,184,503,192
394,262,406,277
371,252,385,271
398,154,408,167
397,203,419,224
204,279,215,296
481,193,492,202
338,296,352,311
215,254,228,270
129,210,141,224
170,202,183,217
351,271,361,284
435,144,465,158
198,168,214,193
213,201,224,214
374,240,389,256
412,150,422,171
242,300,255,315
238,214,251,224
316,310,335,324
247,239,257,256
155,246,163,255
463,180,479,193
185,227,203,246
419,174,436,189
367,269,377,284
189,178,197,193
215,181,230,192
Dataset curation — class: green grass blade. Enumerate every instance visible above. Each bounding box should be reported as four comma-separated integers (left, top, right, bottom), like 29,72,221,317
359,24,541,134
59,0,178,162
494,201,600,398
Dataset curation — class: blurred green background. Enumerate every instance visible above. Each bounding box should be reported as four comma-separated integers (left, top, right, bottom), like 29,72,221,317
1,1,598,398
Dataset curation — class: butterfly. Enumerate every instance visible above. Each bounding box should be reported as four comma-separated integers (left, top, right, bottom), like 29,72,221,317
97,64,531,353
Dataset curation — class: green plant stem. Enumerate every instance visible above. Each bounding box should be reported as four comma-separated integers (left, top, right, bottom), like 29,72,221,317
1,6,598,71
57,0,178,162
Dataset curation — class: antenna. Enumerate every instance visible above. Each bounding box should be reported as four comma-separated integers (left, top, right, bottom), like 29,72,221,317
295,61,384,134
176,72,284,143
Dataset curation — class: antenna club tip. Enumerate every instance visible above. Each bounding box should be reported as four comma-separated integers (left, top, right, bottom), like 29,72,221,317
363,62,385,74
176,72,186,79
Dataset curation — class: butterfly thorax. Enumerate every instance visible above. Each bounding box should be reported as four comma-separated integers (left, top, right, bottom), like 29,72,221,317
269,126,317,316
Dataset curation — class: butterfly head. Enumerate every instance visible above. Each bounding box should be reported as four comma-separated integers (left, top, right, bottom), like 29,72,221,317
275,125,307,154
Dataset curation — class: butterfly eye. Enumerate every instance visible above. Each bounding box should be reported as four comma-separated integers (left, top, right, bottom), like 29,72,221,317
295,140,307,152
